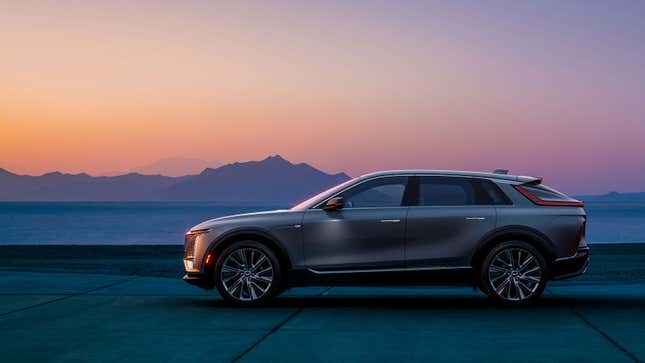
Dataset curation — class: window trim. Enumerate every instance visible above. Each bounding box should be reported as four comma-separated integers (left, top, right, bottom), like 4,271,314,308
311,174,414,210
410,175,512,207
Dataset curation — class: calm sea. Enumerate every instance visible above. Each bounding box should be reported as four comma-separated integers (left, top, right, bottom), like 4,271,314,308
0,202,644,245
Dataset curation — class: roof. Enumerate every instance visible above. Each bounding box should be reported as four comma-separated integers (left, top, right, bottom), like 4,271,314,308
356,170,541,183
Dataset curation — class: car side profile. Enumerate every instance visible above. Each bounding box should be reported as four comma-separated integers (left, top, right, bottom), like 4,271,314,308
183,170,589,306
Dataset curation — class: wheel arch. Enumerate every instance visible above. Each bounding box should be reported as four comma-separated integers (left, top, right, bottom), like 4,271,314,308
207,228,293,272
471,226,556,270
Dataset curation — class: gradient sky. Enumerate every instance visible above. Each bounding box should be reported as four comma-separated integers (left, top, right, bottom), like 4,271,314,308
1,0,644,194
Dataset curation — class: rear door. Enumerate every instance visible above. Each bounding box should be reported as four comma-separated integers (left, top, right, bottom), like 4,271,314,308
405,176,505,267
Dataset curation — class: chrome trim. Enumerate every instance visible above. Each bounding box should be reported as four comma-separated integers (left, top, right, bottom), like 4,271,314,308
380,219,401,223
309,173,512,210
307,265,471,275
466,217,486,220
554,247,590,262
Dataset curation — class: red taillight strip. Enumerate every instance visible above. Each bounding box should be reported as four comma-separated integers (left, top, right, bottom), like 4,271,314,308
513,185,584,207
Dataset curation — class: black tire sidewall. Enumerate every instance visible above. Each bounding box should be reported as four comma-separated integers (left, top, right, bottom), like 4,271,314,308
479,240,548,305
213,240,283,307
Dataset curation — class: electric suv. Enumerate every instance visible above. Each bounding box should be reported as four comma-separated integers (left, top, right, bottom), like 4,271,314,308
183,170,589,306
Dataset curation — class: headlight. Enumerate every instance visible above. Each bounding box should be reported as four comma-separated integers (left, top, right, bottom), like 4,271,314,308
184,228,211,272
184,228,211,258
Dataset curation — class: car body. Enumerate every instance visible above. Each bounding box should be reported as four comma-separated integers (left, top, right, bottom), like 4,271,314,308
183,170,589,305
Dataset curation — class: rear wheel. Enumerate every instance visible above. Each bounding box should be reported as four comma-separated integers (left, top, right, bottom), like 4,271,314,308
214,241,283,306
479,241,548,305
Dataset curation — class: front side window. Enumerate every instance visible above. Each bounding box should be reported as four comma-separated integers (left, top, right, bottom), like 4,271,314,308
339,176,409,208
418,176,509,206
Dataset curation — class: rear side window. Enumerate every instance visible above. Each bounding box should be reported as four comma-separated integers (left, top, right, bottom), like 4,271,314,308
521,184,574,202
418,177,510,206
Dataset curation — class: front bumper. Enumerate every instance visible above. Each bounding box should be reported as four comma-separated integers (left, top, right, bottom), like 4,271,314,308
551,247,590,280
183,273,214,289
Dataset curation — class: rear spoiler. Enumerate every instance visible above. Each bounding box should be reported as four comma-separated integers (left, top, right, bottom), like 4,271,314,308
516,175,542,185
522,177,543,185
492,169,542,184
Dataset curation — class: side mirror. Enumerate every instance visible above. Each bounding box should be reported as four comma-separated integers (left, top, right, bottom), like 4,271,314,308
324,197,344,211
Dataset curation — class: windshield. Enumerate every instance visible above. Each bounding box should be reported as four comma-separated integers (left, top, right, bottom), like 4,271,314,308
291,177,359,210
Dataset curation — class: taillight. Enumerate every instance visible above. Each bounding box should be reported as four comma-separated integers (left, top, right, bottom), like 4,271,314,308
513,185,584,207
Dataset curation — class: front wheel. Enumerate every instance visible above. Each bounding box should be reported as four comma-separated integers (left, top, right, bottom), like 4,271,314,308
479,241,548,305
214,241,283,306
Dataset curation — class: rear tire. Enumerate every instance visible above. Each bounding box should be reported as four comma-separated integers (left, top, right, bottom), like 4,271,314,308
214,240,283,307
479,240,548,305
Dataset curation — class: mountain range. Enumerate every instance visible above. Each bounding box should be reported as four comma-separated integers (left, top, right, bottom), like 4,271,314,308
0,155,350,204
103,157,222,177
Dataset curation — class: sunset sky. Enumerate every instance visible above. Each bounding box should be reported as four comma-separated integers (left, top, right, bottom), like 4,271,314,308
1,1,644,194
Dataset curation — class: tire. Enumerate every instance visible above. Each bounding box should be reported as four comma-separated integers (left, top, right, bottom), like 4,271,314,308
213,240,283,307
479,240,548,305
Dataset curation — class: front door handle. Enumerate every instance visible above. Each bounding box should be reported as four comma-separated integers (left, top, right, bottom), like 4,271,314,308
380,219,401,223
466,217,485,220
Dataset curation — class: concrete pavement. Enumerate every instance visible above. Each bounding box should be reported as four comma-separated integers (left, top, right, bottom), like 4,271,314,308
1,270,644,362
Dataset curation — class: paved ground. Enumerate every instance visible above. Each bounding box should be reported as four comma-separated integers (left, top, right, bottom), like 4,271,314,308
1,269,644,363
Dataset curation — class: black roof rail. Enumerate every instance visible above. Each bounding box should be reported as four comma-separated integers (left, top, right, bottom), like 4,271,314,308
493,169,509,175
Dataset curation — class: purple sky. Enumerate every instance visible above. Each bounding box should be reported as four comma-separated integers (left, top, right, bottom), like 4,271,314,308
1,1,644,194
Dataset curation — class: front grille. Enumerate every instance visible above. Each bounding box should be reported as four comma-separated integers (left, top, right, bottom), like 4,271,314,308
184,234,197,258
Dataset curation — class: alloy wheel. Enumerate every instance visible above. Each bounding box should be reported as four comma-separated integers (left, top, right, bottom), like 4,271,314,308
488,247,542,302
221,247,274,301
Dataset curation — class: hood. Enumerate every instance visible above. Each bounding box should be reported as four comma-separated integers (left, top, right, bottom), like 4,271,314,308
189,209,294,231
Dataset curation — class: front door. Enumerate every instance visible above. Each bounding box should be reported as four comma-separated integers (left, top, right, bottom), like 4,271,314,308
302,176,411,270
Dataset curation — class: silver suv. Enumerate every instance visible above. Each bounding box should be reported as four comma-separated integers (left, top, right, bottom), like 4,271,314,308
183,170,589,306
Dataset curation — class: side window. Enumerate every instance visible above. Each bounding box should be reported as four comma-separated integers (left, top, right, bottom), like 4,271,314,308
521,184,573,202
340,176,408,208
418,177,510,206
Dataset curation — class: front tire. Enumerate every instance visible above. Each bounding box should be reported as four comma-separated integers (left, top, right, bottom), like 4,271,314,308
214,241,283,306
479,241,548,305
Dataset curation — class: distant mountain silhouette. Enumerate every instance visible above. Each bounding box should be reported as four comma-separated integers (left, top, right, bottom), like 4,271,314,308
126,157,221,177
0,156,350,203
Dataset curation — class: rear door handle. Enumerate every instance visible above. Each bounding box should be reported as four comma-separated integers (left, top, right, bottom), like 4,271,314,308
380,219,401,223
466,217,485,220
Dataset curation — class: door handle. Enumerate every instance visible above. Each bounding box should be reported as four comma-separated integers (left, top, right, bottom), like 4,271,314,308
466,217,485,220
380,219,401,223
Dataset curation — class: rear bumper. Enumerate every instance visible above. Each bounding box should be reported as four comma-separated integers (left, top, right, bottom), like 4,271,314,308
551,247,590,280
183,273,214,289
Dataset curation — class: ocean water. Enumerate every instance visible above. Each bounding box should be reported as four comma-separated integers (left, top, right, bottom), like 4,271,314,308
0,202,644,245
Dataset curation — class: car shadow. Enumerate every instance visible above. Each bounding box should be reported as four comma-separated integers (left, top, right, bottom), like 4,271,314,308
185,293,645,310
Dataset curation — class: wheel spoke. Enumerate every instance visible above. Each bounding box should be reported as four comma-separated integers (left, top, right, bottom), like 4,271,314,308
222,266,244,274
249,280,266,295
495,277,511,294
256,266,273,275
514,279,525,300
239,249,249,268
253,275,272,283
228,276,244,295
488,265,506,274
251,255,267,272
519,255,535,272
504,249,515,267
520,274,540,283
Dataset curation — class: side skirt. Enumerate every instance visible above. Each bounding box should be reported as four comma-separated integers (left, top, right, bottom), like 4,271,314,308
287,266,474,287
